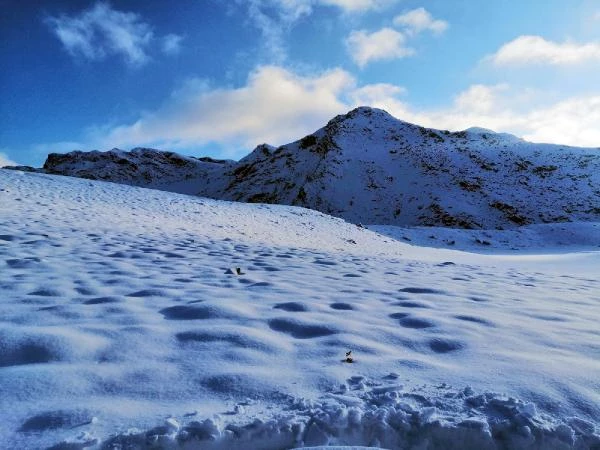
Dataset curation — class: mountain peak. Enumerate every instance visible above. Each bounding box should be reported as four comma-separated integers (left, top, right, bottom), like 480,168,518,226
334,106,396,123
349,105,391,116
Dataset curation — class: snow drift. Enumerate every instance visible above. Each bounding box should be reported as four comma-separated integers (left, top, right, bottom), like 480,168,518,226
1,169,599,449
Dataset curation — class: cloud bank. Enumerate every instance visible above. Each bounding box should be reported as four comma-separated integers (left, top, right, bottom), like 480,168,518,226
65,65,600,158
95,66,355,153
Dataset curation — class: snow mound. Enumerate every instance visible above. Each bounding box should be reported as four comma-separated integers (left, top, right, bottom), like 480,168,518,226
59,382,598,449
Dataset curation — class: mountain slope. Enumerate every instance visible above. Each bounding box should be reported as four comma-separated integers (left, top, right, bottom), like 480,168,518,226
217,107,600,228
35,107,600,228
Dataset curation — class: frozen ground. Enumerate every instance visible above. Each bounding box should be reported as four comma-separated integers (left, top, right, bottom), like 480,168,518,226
0,169,599,449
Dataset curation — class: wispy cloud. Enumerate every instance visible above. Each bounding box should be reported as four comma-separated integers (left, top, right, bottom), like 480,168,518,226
268,0,314,20
393,7,448,35
162,34,183,56
265,0,398,14
238,0,400,62
319,0,399,12
487,35,600,66
346,28,413,67
242,0,299,63
45,2,182,66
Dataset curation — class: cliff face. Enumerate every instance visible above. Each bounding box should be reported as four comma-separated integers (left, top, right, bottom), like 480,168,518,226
38,107,600,228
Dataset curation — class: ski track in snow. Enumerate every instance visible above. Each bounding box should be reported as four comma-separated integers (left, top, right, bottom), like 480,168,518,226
0,170,599,449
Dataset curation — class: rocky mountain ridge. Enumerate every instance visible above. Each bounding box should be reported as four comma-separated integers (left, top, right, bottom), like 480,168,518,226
10,107,600,228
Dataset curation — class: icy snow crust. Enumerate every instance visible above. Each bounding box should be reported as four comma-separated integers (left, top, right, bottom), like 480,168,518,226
1,169,599,449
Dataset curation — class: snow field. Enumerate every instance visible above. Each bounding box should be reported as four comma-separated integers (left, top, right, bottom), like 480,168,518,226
0,170,599,449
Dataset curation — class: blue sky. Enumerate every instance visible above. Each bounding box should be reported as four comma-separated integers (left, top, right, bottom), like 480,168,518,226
1,0,600,166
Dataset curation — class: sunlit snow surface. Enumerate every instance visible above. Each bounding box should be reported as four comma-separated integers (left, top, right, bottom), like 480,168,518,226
1,170,599,449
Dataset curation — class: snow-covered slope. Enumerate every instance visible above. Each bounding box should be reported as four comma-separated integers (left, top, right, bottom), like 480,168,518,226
1,169,599,449
35,107,600,229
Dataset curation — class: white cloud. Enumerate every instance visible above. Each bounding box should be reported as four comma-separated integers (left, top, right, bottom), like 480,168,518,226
453,84,510,115
374,83,600,148
400,84,529,133
162,34,183,55
488,35,600,66
0,152,18,167
349,83,406,103
348,83,411,116
37,67,600,158
45,2,182,66
93,66,355,154
393,7,448,35
319,0,398,12
266,0,398,14
522,96,600,146
346,28,413,67
345,8,447,67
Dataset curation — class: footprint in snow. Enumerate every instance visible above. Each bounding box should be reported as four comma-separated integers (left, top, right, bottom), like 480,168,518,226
19,410,93,432
329,302,354,310
393,301,431,308
273,302,308,312
83,296,122,305
454,315,493,326
160,305,220,320
127,289,166,297
399,287,446,295
398,317,436,329
428,338,465,353
268,318,337,339
7,258,42,269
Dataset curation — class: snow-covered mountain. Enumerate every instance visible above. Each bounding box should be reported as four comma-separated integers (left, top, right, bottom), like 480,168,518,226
36,107,600,228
